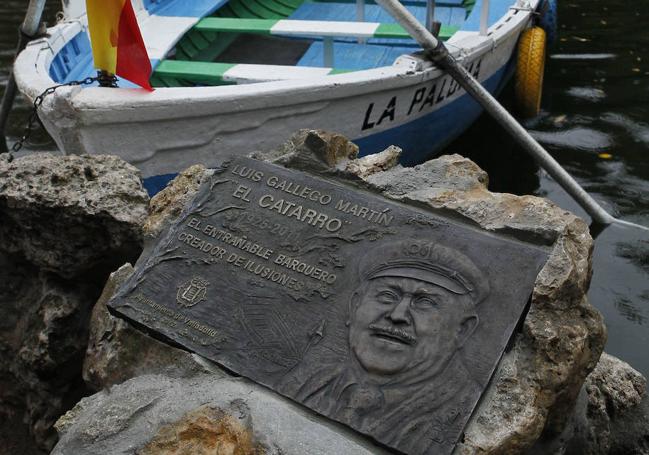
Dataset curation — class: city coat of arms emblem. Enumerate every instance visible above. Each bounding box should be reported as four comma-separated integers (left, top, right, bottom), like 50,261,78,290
176,277,209,308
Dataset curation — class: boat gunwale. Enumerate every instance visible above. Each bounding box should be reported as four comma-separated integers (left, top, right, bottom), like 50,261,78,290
14,0,538,114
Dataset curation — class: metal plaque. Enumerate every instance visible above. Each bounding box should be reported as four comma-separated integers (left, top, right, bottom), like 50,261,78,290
108,157,549,455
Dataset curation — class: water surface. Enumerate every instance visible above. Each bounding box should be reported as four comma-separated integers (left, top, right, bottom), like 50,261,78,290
448,0,649,375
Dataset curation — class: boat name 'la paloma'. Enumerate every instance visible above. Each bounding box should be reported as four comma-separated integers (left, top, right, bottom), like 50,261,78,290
362,58,483,131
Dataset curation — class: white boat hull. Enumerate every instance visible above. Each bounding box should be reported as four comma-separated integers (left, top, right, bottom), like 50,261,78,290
14,0,538,191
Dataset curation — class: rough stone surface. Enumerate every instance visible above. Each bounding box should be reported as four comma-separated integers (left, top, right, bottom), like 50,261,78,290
250,129,359,172
52,374,389,455
567,353,648,455
344,145,402,178
144,164,208,239
529,353,649,455
0,153,149,452
139,404,269,455
75,130,607,454
363,153,490,193
0,153,147,279
0,253,95,451
83,263,222,391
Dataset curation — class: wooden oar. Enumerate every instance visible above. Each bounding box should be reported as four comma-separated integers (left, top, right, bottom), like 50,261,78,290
375,0,649,232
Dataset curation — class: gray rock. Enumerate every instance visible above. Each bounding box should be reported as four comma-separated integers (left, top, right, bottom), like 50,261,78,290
143,164,208,239
567,353,648,455
364,153,489,194
76,131,606,454
344,145,402,179
0,253,98,450
0,153,150,452
53,374,390,455
251,129,359,173
0,153,148,278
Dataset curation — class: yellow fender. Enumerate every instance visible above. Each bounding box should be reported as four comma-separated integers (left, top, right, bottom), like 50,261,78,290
515,26,547,118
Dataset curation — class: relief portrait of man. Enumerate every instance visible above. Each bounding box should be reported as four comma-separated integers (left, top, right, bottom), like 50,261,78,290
280,240,490,454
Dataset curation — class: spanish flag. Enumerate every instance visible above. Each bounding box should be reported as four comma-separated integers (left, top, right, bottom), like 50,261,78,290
86,0,153,90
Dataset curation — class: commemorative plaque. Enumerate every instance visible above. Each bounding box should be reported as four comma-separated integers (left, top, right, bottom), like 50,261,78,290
108,157,549,455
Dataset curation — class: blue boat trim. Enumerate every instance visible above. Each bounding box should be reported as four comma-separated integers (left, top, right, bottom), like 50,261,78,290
354,63,509,165
461,0,512,32
142,0,227,17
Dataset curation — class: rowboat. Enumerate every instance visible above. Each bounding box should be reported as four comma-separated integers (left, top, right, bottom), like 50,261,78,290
14,0,549,194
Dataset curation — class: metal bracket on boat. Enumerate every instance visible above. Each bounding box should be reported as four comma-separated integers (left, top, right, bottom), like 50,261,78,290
97,71,119,88
423,39,450,64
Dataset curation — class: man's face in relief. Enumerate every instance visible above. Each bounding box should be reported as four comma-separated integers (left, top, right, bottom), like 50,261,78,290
349,276,476,377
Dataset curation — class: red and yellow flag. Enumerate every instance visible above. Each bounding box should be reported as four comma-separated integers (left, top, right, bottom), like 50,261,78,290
86,0,153,90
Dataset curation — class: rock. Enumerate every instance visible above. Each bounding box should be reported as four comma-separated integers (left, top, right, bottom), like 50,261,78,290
0,153,149,452
559,353,649,455
52,374,389,455
144,164,208,239
364,153,489,194
0,253,98,450
251,129,359,173
83,264,224,391
75,131,606,454
586,352,646,414
0,153,148,278
344,145,402,179
139,404,267,455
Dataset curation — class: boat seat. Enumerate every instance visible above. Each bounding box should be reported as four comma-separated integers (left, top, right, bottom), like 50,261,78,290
193,17,458,59
287,0,463,69
312,0,466,6
193,17,452,40
288,1,465,44
154,59,350,85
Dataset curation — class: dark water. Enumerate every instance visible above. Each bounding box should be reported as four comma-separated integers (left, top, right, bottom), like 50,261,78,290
448,0,649,376
2,1,649,376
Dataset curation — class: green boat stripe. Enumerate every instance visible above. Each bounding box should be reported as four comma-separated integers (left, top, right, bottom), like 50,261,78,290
154,60,238,83
374,23,411,38
376,23,459,39
153,60,353,84
194,18,279,34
